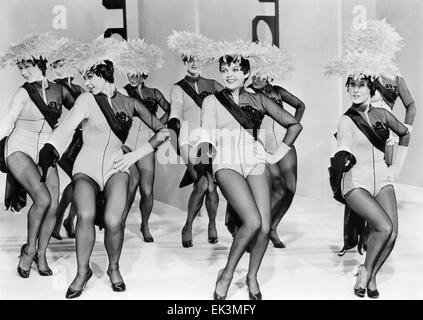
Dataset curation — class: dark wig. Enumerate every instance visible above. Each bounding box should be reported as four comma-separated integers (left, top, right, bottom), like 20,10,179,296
18,56,48,76
219,55,250,75
89,60,114,83
181,54,196,63
141,73,148,80
345,74,376,97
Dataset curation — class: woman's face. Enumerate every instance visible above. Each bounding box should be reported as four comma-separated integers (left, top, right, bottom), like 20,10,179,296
185,57,201,77
127,72,142,87
220,61,249,91
251,75,268,88
347,78,371,104
51,60,69,79
17,61,43,82
83,71,106,94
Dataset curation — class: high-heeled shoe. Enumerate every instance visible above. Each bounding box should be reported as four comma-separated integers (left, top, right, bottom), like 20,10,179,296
353,264,367,298
17,244,33,279
51,231,63,240
367,287,380,299
140,226,154,243
63,219,75,239
107,268,126,292
208,224,218,244
270,230,286,249
213,269,227,300
34,253,53,276
65,268,93,299
181,227,193,248
246,277,262,300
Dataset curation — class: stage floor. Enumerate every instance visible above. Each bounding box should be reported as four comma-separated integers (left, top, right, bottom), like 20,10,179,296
1,183,422,300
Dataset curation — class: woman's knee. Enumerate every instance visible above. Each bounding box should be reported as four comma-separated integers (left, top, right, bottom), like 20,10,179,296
33,190,51,210
77,209,96,224
104,216,123,231
194,177,209,193
244,216,261,234
140,184,153,199
375,219,393,239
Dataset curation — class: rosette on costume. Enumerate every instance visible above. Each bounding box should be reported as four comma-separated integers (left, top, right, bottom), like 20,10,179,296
115,38,164,75
0,33,59,69
167,30,215,66
75,35,126,73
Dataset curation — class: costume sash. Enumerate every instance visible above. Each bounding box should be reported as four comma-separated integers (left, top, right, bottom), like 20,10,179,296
176,79,204,108
214,90,261,140
93,93,131,143
344,107,386,154
54,78,80,100
21,82,60,129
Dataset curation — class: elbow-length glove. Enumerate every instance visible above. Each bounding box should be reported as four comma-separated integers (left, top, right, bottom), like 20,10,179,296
38,143,60,182
167,118,181,156
328,151,356,204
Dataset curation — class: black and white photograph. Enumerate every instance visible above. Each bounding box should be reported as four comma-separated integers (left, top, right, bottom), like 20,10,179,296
0,0,422,306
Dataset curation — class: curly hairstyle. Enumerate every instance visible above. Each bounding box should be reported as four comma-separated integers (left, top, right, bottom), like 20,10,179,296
89,60,114,83
219,55,250,75
345,75,376,97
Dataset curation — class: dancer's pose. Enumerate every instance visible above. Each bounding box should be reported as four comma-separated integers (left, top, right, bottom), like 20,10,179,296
120,39,169,242
50,53,85,240
326,27,410,298
0,34,76,278
167,31,224,247
196,40,302,299
247,75,304,248
336,19,416,255
38,37,169,298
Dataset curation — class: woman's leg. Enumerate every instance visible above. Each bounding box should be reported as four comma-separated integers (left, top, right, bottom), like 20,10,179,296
214,169,262,298
103,172,129,285
64,202,77,238
121,164,140,226
269,147,297,248
136,153,155,242
246,164,272,296
368,185,398,291
53,182,73,238
36,165,60,271
345,188,393,290
68,173,97,290
205,172,219,243
7,152,51,271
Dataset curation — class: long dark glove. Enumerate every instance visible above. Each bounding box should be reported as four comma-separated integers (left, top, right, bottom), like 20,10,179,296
328,150,356,204
193,142,214,183
167,118,180,156
38,143,60,182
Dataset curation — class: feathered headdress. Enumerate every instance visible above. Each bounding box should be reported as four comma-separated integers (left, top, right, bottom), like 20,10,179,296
324,19,401,80
115,38,164,75
250,44,294,82
345,19,403,59
324,49,400,80
48,37,86,75
167,30,215,65
75,35,126,73
0,33,59,69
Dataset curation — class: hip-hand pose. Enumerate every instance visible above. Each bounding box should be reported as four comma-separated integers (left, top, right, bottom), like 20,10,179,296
326,25,410,298
0,34,77,278
38,37,169,299
120,39,169,242
167,31,224,247
195,40,302,300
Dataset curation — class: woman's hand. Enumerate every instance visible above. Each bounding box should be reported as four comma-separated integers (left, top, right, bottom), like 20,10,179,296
38,143,60,182
265,142,291,165
386,164,400,182
156,128,171,143
113,142,155,172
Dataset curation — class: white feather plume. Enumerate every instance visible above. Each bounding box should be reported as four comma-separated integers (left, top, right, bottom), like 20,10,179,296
345,19,403,59
0,33,59,69
48,37,86,75
76,35,126,73
250,44,294,82
167,30,215,65
115,38,164,75
324,49,400,80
